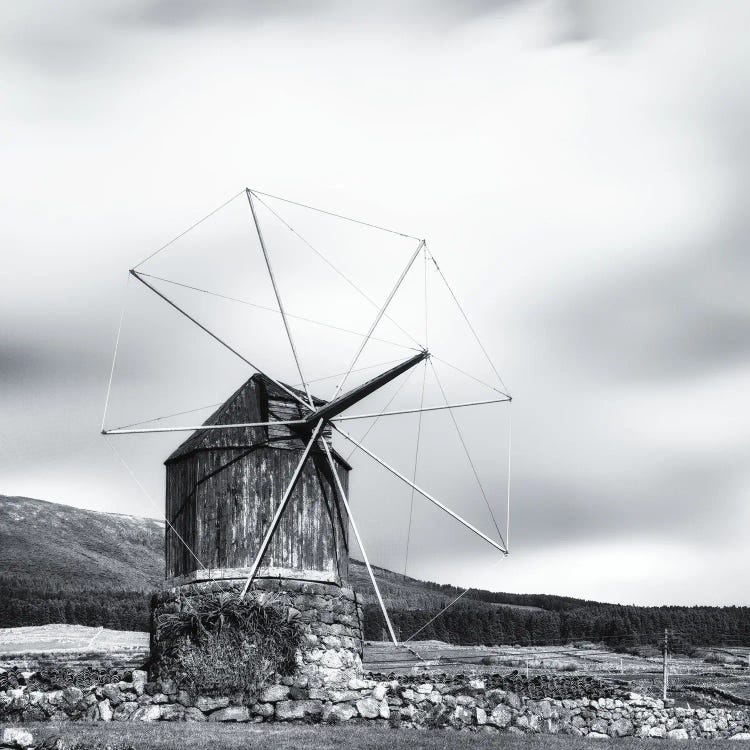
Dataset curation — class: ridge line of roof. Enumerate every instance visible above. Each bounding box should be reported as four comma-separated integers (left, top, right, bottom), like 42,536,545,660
165,373,337,463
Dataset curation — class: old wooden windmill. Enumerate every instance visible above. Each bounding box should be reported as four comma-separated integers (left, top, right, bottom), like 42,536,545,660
101,188,511,676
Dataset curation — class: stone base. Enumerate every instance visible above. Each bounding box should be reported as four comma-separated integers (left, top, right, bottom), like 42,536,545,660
150,577,364,691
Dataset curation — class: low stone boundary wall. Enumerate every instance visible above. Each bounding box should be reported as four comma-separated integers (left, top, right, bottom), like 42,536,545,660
1,670,749,739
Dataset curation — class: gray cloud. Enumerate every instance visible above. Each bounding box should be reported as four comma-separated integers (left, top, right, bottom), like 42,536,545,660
116,0,321,27
514,448,747,548
538,232,750,382
117,0,521,28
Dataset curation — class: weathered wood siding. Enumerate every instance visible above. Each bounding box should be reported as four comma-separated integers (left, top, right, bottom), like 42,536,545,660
166,446,349,583
165,374,350,585
266,395,334,446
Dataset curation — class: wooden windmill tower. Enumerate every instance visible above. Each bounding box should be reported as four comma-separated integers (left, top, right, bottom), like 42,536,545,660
102,188,511,688
163,354,427,589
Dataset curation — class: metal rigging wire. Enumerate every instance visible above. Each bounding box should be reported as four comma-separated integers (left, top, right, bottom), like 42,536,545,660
133,190,246,270
401,248,511,642
110,401,223,432
403,360,427,579
250,191,425,351
403,552,508,643
343,366,418,464
429,359,506,550
399,409,512,645
403,248,430,579
100,274,129,433
104,438,208,573
107,189,514,644
428,245,510,395
430,353,511,399
248,187,421,241
295,358,407,389
107,357,409,433
135,272,418,353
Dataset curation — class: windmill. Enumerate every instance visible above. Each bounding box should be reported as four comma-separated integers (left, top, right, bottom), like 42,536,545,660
101,188,512,660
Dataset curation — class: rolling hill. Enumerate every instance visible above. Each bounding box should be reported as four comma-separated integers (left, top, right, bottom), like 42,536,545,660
0,495,162,590
1,495,748,649
0,494,580,615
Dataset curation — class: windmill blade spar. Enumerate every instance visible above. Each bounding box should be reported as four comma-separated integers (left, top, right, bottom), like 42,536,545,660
332,424,508,554
303,350,428,426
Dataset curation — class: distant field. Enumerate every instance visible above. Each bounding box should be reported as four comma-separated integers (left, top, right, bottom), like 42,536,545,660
487,602,545,612
366,640,750,709
366,639,737,676
4,723,746,750
0,624,147,653
0,625,148,671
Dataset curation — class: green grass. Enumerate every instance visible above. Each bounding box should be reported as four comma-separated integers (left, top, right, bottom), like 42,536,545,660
4,723,745,750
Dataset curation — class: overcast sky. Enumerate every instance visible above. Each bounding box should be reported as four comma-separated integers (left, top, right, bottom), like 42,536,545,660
2,0,749,607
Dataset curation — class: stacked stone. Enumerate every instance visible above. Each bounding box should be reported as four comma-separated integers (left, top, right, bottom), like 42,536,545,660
2,670,750,738
1,728,37,750
253,579,364,689
150,578,364,691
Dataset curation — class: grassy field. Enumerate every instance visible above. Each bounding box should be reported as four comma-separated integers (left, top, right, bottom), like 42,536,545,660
4,626,743,680
5,723,747,750
0,625,149,671
0,625,148,654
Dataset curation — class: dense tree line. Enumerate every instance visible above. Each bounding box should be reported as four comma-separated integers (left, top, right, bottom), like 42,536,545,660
3,571,749,652
0,574,149,631
363,601,750,652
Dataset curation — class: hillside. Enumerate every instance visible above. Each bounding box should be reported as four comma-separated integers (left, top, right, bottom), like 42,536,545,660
0,494,570,612
1,495,748,649
0,495,162,590
349,559,584,613
0,495,162,630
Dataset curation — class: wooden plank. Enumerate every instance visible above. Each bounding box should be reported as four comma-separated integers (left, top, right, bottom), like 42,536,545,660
164,373,351,582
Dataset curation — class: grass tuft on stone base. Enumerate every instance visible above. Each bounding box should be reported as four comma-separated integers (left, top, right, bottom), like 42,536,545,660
154,592,301,697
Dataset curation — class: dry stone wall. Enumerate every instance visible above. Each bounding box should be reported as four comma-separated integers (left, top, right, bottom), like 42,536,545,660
2,670,749,739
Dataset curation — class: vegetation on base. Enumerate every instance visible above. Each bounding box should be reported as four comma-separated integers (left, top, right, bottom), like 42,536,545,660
154,592,301,697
